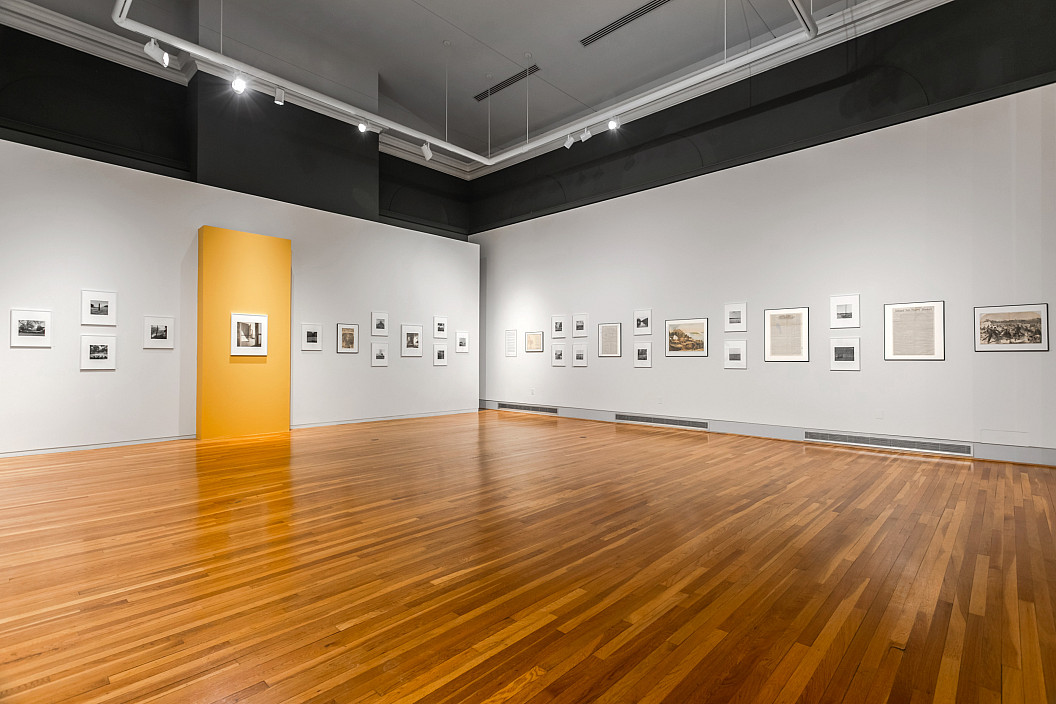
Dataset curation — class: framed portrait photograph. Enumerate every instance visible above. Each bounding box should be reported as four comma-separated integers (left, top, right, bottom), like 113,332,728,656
336,323,359,353
301,323,323,351
231,313,268,356
525,331,544,353
505,329,518,357
10,309,51,348
80,334,116,370
830,337,861,371
572,343,588,367
143,315,174,349
371,311,389,336
665,318,708,357
552,343,567,367
455,330,469,353
598,322,621,357
633,341,652,368
433,343,448,366
724,339,747,369
371,342,389,366
433,316,448,338
830,294,860,329
572,313,588,338
633,309,652,336
764,307,809,362
402,324,424,357
81,290,117,326
884,301,944,361
551,315,568,339
974,303,1048,352
724,302,747,333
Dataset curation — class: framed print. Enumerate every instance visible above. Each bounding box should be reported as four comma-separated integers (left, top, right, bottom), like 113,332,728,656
975,303,1048,352
572,343,588,367
830,337,861,371
143,316,174,349
764,307,809,362
10,309,51,348
371,311,389,336
433,316,448,338
552,343,567,367
455,330,469,353
724,340,747,369
505,329,518,357
665,318,708,357
724,302,747,333
551,315,568,339
634,309,652,336
433,343,448,366
337,323,359,353
634,341,652,368
371,342,389,366
598,323,621,357
884,301,944,360
81,290,117,326
830,294,860,329
402,324,423,357
231,313,268,356
80,334,116,370
301,323,323,351
525,331,544,353
572,313,588,338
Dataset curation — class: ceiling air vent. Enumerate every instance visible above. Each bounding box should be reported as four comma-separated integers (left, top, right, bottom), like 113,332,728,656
580,0,675,46
474,65,540,102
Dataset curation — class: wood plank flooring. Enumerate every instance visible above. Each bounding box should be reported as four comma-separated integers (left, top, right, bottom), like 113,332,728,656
1,410,1054,703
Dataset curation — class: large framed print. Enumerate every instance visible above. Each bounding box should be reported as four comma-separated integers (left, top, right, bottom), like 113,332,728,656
598,323,621,357
724,340,747,369
301,323,323,351
551,315,568,339
551,343,567,367
371,311,389,336
81,290,117,326
371,342,389,366
633,309,652,335
525,331,544,353
455,330,469,353
884,301,944,360
81,334,116,370
764,307,809,362
433,316,448,338
572,343,588,367
633,341,652,368
572,314,588,338
337,323,359,353
830,337,861,371
830,294,860,329
231,313,268,356
724,302,747,333
10,309,51,348
665,318,708,357
433,343,448,366
402,324,423,357
975,304,1048,352
143,316,174,349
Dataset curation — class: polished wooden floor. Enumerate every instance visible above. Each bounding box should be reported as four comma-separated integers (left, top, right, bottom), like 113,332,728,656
1,411,1054,703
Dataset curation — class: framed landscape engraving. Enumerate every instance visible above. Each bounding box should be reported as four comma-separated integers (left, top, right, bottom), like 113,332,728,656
724,340,747,369
336,323,359,353
402,324,423,357
634,309,652,336
525,331,544,353
974,304,1048,352
231,313,268,356
80,334,116,370
665,318,708,357
433,316,448,338
301,323,323,351
10,309,51,348
884,301,944,361
764,307,809,362
552,343,567,367
598,323,621,357
455,330,469,353
551,315,568,339
634,341,652,368
371,311,389,336
143,316,174,349
371,342,388,366
505,329,518,357
572,343,588,367
572,313,588,338
724,302,747,333
830,337,861,371
81,290,117,326
433,344,448,366
830,294,860,329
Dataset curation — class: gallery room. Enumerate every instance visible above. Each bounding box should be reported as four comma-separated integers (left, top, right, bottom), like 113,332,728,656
0,0,1053,702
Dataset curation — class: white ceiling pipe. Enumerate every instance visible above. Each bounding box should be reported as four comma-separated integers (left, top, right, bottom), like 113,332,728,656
112,0,818,167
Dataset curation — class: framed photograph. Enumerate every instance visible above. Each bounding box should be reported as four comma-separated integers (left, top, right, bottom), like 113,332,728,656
336,323,359,353
371,342,389,366
572,313,588,338
975,303,1048,352
634,309,652,335
634,341,652,368
552,343,567,367
724,340,747,369
884,301,945,361
598,323,621,357
231,313,268,356
433,316,448,338
830,294,860,329
371,311,389,336
80,334,116,370
572,343,588,367
665,318,708,357
724,302,747,333
10,309,51,348
525,331,544,353
455,330,469,353
551,315,568,339
505,329,518,357
143,315,174,349
830,337,861,371
301,323,323,351
764,307,809,362
433,343,448,366
402,324,423,357
81,290,117,326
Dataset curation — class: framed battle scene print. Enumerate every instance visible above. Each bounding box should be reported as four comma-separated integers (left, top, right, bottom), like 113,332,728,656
143,316,174,349
634,309,652,336
572,343,588,367
665,318,708,357
634,341,652,368
724,302,747,333
371,342,389,366
337,323,359,353
884,301,944,360
764,307,809,362
301,323,323,351
455,330,469,353
572,314,588,338
830,337,861,371
82,290,117,326
371,311,389,336
402,324,424,357
551,343,567,367
525,331,544,353
231,313,268,356
830,294,860,329
10,309,51,348
974,304,1048,352
724,340,747,369
551,315,568,339
598,323,621,357
81,334,116,370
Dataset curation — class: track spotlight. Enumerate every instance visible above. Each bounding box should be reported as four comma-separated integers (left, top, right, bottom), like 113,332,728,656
608,117,621,131
358,122,368,133
274,87,285,105
232,75,247,94
580,128,592,143
564,134,575,149
421,142,433,161
143,38,169,68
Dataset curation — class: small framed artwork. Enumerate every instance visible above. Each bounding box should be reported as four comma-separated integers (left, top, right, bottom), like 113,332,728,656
764,307,809,362
505,329,518,357
634,309,652,335
231,313,268,356
371,342,389,366
371,311,389,336
434,343,448,366
724,340,747,369
552,343,567,367
884,301,944,361
634,341,652,368
551,315,568,339
301,323,323,351
525,331,544,353
143,315,174,349
337,323,359,353
830,337,861,371
82,290,117,326
975,303,1048,352
402,324,424,357
598,322,622,357
81,334,116,370
455,330,469,353
724,302,747,333
433,316,448,338
830,294,860,329
665,318,708,357
572,343,588,367
572,313,588,338
10,309,51,347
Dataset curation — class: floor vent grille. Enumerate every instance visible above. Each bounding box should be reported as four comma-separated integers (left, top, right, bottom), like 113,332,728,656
580,0,675,46
805,431,972,456
498,402,559,415
474,65,540,101
616,414,708,430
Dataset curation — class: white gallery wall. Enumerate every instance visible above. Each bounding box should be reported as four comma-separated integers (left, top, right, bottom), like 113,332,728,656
472,83,1056,455
0,140,479,455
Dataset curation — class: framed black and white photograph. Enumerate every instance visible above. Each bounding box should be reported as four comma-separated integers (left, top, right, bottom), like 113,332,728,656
572,313,588,338
724,340,747,369
10,309,51,348
402,324,424,357
764,307,809,362
337,323,359,353
552,343,567,367
505,329,517,357
572,343,588,367
551,315,568,339
81,290,117,326
884,301,944,361
455,330,469,353
371,342,388,367
830,294,860,329
301,323,323,351
724,302,747,333
80,334,116,370
598,322,621,357
525,331,544,353
665,318,708,357
634,309,652,336
371,311,389,336
433,343,448,366
231,313,268,356
143,315,174,349
633,341,652,368
830,337,861,371
974,303,1048,352
433,316,448,338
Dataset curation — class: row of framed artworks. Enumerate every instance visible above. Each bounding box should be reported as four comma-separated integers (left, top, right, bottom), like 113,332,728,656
295,323,469,355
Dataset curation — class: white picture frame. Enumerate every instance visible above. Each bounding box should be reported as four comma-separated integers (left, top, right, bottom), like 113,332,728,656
572,343,588,367
231,313,268,356
433,316,448,338
665,318,708,357
433,343,448,366
371,342,388,366
81,290,117,326
80,334,116,370
551,315,568,339
143,315,174,349
525,331,544,353
598,323,621,357
633,341,652,368
10,309,51,348
455,330,469,353
551,343,567,367
830,337,861,371
572,313,589,338
764,307,809,362
336,323,359,353
371,311,389,336
884,301,945,361
724,302,747,333
830,294,860,329
724,340,747,369
402,324,424,357
633,309,652,335
974,303,1049,352
301,323,323,351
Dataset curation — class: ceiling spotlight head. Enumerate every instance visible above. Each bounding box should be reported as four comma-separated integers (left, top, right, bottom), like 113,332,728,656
232,75,247,94
143,38,169,68
564,134,575,149
580,128,592,143
358,122,368,133
421,142,433,161
608,117,621,131
274,87,285,105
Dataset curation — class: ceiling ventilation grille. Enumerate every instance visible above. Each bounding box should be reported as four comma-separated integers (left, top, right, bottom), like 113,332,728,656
580,0,675,46
474,65,540,101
